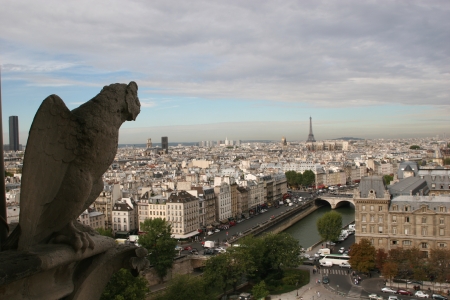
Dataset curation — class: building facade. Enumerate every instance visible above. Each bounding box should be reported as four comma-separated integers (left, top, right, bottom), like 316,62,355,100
354,176,450,257
9,116,19,151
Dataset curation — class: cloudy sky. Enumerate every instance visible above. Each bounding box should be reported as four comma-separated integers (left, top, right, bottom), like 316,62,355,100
1,0,449,145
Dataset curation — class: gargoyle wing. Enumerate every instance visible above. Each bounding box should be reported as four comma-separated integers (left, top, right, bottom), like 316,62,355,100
18,94,80,249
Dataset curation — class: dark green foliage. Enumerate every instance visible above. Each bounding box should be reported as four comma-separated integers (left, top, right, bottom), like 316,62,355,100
383,175,394,185
302,170,315,187
409,145,420,150
252,280,270,299
138,218,177,282
238,233,302,281
100,268,149,300
155,274,212,300
96,227,114,238
316,211,342,242
444,158,450,165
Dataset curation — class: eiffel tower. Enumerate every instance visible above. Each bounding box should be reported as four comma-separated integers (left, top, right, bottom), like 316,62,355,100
306,116,316,142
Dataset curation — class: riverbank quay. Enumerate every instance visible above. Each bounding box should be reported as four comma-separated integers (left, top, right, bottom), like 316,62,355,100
228,199,321,245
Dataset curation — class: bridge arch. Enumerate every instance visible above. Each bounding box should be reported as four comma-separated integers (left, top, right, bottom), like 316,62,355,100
315,196,354,209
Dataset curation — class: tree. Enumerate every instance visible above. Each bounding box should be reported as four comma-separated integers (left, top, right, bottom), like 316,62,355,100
156,274,212,300
285,171,303,189
444,158,450,166
204,251,250,296
381,261,398,285
316,211,342,243
409,145,420,150
138,218,177,283
348,238,376,273
429,248,450,284
101,268,149,300
375,248,388,271
97,227,114,238
239,233,302,281
302,170,315,187
252,280,270,299
383,175,393,185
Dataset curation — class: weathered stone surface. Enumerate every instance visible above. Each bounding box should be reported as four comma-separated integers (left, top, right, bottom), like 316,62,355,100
16,82,140,251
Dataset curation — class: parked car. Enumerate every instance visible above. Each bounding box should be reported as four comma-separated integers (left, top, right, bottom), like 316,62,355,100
203,248,215,255
214,229,220,233
382,287,398,294
174,245,182,251
239,292,254,300
190,249,199,255
369,294,384,300
207,231,214,235
397,289,413,296
415,291,430,298
432,294,448,300
215,247,227,253
340,262,351,268
388,296,398,300
183,245,192,251
322,276,330,284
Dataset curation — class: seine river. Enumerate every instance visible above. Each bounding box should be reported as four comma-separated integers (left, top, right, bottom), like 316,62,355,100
284,204,355,249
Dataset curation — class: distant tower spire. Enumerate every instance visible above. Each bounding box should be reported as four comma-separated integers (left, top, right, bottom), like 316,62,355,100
306,116,316,142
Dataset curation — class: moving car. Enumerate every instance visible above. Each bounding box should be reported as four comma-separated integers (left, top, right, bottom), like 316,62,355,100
320,261,333,267
397,289,413,296
203,248,215,255
388,296,398,300
339,247,345,253
381,287,397,294
183,245,192,251
369,294,384,300
207,231,214,235
340,262,351,268
322,276,330,284
415,291,430,298
432,294,448,300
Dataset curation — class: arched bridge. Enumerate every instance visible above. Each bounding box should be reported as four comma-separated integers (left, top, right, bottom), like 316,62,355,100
316,194,354,209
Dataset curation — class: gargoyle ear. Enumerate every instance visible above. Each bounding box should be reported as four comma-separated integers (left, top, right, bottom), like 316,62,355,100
125,82,141,121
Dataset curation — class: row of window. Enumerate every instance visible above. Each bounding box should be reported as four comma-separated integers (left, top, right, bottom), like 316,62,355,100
391,205,447,212
361,225,445,236
113,224,127,231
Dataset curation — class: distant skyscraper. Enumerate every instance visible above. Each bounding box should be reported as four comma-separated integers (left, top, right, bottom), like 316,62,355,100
9,116,19,151
306,116,316,142
161,136,168,153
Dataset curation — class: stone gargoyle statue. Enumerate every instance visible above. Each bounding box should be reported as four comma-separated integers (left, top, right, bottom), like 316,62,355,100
6,82,141,252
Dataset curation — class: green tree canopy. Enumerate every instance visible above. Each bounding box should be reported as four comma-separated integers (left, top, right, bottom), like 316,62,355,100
285,171,303,189
138,218,177,283
316,211,342,243
155,274,212,300
383,175,394,185
204,250,251,295
252,280,270,299
237,233,302,281
101,268,149,300
348,238,376,273
409,145,420,150
96,227,114,238
302,170,315,187
444,158,450,166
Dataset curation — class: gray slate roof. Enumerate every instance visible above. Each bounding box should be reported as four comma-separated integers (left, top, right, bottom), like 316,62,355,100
388,176,429,197
359,176,386,198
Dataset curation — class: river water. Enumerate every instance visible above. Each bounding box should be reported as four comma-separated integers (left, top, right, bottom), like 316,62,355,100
284,203,355,249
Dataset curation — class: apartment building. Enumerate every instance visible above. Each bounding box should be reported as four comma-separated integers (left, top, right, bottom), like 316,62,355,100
214,182,232,222
112,202,135,233
418,169,450,196
354,176,450,257
236,186,249,217
136,193,167,231
167,191,199,238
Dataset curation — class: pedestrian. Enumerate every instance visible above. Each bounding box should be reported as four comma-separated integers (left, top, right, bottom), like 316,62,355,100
318,291,320,298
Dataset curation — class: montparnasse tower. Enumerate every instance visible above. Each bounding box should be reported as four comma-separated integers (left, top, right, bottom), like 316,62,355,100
306,116,316,142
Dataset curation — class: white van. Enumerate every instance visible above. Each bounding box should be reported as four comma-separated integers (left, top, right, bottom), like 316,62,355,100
320,261,333,267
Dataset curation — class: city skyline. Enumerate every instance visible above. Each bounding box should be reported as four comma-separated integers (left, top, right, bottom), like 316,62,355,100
1,1,449,144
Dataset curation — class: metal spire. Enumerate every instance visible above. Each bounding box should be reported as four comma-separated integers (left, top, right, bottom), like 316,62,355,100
306,116,316,142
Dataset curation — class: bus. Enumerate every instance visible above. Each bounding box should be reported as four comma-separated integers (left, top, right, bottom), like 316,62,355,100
319,254,350,266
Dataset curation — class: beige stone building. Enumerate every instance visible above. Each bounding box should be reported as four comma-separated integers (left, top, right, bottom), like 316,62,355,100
167,191,199,238
136,193,167,231
354,176,450,258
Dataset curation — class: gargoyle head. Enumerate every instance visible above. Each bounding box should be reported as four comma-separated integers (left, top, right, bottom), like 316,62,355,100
125,81,141,121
